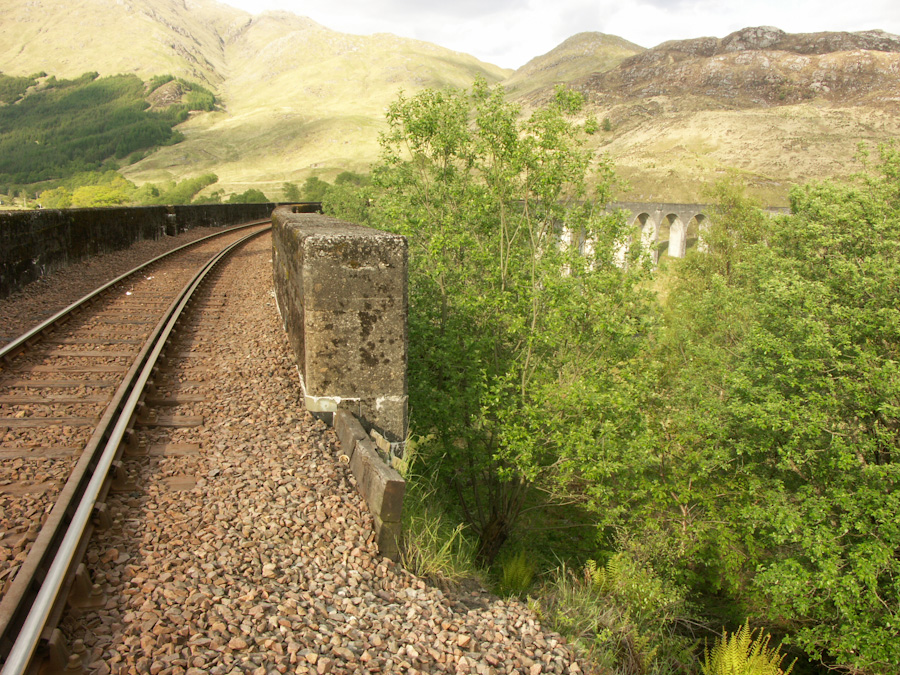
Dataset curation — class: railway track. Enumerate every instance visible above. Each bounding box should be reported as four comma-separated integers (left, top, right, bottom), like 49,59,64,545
0,222,271,674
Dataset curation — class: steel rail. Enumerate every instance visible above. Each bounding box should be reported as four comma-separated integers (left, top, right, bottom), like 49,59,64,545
0,225,271,674
0,219,270,363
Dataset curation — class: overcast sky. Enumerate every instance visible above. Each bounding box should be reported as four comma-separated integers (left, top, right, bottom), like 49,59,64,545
218,0,900,70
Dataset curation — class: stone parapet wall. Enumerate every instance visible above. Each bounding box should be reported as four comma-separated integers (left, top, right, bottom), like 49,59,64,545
272,207,408,560
271,206,408,445
170,203,276,234
0,203,278,298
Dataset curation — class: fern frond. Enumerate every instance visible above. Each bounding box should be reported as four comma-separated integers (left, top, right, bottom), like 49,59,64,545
702,620,797,675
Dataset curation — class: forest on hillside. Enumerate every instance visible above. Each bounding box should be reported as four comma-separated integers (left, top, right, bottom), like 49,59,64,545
0,71,214,188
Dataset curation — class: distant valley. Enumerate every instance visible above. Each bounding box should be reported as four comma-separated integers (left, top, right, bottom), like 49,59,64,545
1,0,899,204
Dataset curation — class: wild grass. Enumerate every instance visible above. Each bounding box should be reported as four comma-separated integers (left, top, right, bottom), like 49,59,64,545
537,555,700,675
396,440,481,588
399,484,480,587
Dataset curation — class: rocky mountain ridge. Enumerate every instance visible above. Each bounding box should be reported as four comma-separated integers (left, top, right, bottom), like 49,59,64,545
576,26,900,108
503,32,644,98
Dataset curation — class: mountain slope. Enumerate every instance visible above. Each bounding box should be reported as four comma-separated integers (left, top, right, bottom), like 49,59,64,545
2,3,899,204
0,0,245,85
0,0,511,197
503,32,644,100
122,10,510,192
583,26,900,108
525,26,900,204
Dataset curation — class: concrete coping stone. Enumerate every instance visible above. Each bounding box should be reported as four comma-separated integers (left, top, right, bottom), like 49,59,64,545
333,410,405,560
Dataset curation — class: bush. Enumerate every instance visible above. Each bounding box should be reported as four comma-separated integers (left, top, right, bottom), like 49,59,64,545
368,79,650,565
539,554,699,675
227,188,268,203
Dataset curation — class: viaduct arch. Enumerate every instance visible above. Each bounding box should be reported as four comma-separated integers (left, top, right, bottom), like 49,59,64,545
607,202,790,265
609,202,711,265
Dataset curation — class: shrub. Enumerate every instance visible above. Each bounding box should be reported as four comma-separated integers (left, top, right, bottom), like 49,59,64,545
540,554,699,674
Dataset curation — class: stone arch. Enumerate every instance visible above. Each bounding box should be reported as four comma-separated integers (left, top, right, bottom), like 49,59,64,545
684,213,708,253
615,212,652,266
658,213,686,259
631,212,657,265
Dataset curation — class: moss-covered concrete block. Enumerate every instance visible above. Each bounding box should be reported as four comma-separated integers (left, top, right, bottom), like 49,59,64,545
272,207,408,443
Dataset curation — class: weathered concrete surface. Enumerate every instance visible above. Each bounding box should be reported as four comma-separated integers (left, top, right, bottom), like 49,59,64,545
272,207,408,444
334,410,405,560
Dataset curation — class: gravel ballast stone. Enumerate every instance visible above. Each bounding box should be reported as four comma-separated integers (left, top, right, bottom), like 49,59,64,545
36,233,590,674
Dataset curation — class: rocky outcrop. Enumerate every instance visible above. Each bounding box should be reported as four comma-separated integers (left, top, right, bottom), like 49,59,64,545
580,27,900,108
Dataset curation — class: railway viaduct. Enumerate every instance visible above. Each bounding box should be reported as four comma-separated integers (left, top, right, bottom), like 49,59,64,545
609,201,710,263
608,201,790,264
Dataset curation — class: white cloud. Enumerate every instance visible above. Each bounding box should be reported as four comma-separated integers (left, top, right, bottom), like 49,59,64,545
220,0,900,69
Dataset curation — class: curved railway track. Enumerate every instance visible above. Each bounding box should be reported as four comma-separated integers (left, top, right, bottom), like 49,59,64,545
0,222,271,674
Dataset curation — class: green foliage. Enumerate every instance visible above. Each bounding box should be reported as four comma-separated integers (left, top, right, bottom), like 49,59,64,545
38,186,72,208
0,72,214,189
368,79,651,564
301,176,330,202
323,178,372,225
0,72,194,184
35,171,220,207
191,189,223,204
147,74,175,92
147,74,215,112
498,549,537,596
334,170,371,187
282,182,302,202
611,145,900,673
150,174,219,205
71,180,131,207
303,171,374,223
182,81,216,112
227,187,268,203
539,555,698,674
38,170,138,207
701,622,795,675
0,72,39,104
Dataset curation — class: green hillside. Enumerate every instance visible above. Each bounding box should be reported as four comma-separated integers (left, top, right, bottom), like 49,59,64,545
0,72,215,187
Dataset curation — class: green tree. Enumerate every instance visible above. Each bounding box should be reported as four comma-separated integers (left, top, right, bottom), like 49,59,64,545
70,180,132,207
633,146,900,672
334,170,371,187
323,172,372,224
38,186,72,208
153,174,218,204
282,182,302,202
191,189,223,204
368,80,650,563
227,188,268,203
301,176,330,201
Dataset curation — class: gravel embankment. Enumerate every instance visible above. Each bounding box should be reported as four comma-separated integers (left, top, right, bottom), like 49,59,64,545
32,232,588,674
0,227,226,347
